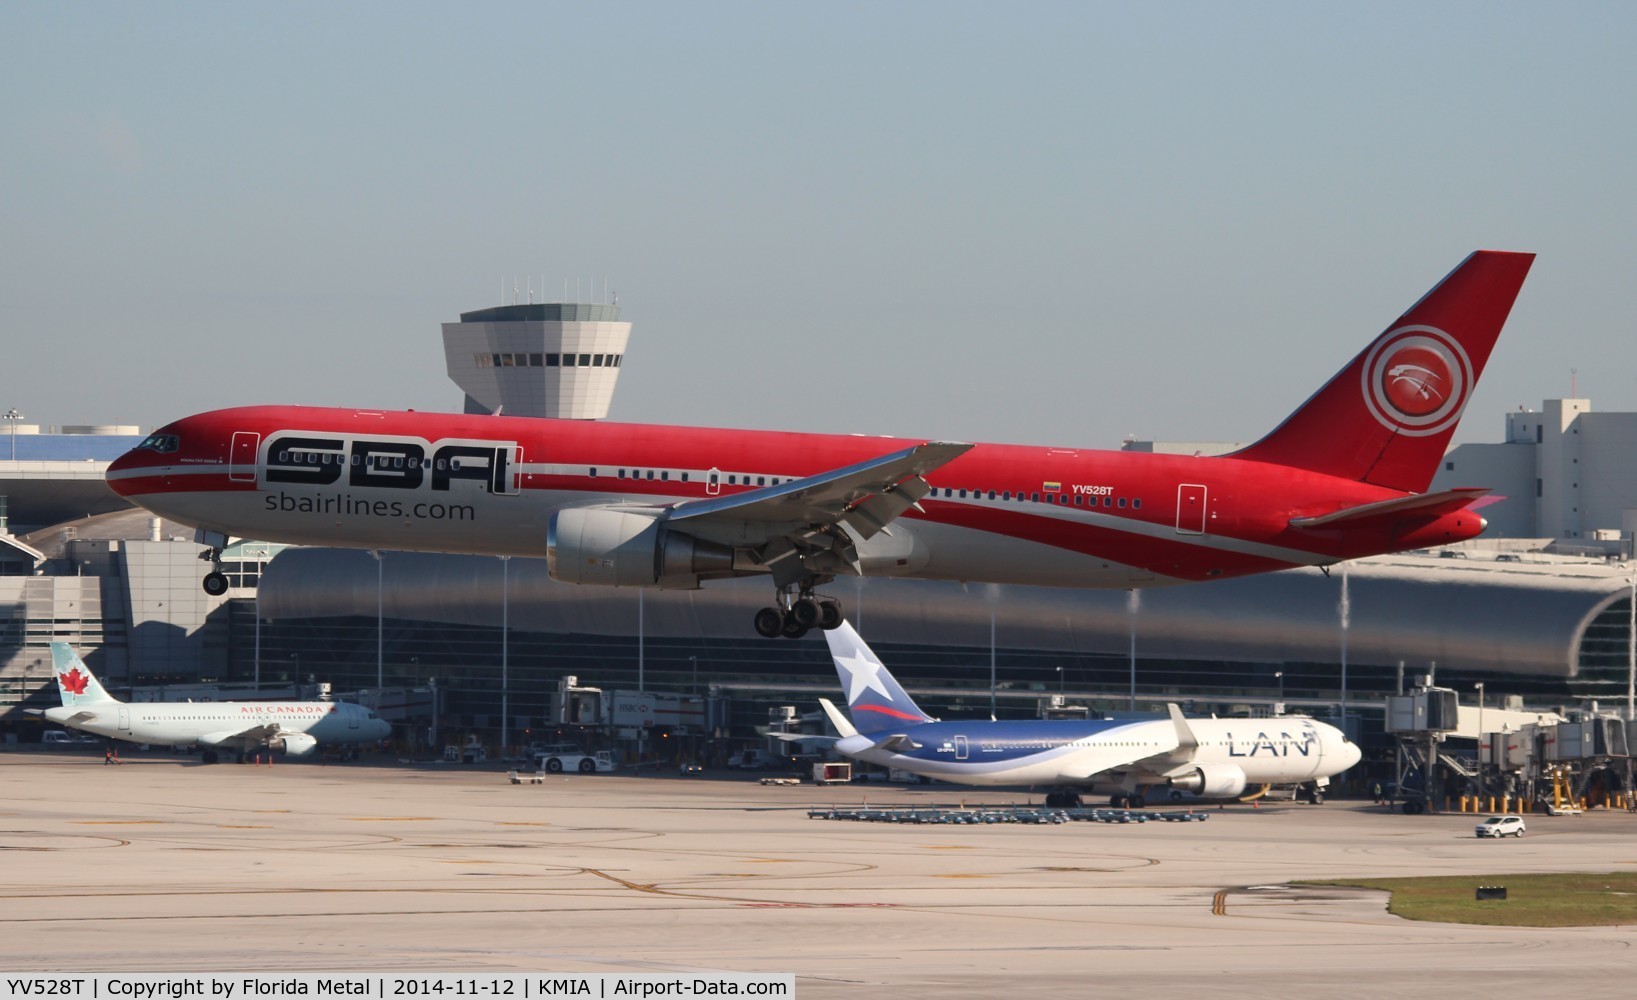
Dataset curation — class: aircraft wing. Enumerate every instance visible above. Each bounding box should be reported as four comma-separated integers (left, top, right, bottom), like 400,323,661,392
1062,705,1197,780
198,723,280,749
1289,487,1489,529
668,441,973,540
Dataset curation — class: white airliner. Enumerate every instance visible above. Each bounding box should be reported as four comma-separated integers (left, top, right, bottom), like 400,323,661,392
817,623,1361,807
41,643,392,763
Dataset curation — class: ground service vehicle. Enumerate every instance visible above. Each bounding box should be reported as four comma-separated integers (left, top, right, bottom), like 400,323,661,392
1476,815,1526,838
537,749,618,773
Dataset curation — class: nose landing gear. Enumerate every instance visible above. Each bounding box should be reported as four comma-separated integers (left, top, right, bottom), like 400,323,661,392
754,589,844,639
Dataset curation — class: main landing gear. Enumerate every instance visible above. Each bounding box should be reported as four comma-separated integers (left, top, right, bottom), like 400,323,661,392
754,590,844,639
200,546,228,596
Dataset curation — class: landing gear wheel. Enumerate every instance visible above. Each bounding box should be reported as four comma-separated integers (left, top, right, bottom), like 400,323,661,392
202,572,228,596
819,601,843,630
781,616,810,639
1127,793,1146,809
791,598,822,629
753,607,786,638
1110,794,1127,809
1309,791,1325,805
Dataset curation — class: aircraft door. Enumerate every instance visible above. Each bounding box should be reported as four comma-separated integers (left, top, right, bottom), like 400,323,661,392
1175,483,1207,535
229,432,261,482
117,707,130,732
706,467,721,496
500,446,522,496
954,735,969,760
348,710,360,730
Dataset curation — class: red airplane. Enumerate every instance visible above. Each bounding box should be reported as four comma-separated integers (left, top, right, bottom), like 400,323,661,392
108,251,1534,638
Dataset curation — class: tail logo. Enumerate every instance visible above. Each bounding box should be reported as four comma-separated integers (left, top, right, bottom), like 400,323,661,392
59,669,90,695
1361,325,1473,437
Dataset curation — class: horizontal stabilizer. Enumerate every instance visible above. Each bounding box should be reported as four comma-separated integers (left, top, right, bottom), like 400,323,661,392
771,732,840,746
874,734,923,753
1289,487,1489,529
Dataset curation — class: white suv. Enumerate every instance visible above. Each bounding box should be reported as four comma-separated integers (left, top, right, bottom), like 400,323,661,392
1476,815,1526,838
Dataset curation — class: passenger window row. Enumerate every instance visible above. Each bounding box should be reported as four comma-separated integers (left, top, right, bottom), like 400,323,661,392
932,486,1142,510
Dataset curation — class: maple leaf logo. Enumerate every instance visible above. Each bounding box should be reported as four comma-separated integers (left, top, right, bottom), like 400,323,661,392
59,668,90,696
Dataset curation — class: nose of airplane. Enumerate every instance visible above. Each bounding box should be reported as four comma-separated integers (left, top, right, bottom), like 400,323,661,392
105,447,139,496
1336,735,1363,771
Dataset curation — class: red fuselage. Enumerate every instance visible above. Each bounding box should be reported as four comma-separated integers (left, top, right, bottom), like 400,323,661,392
107,405,1484,589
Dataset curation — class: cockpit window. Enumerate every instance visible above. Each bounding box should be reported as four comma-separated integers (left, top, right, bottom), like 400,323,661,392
137,433,179,453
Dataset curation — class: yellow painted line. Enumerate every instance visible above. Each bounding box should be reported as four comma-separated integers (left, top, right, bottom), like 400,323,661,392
1212,890,1229,916
73,820,166,825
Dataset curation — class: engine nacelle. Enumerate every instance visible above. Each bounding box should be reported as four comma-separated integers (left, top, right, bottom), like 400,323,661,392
1168,762,1248,798
547,507,735,589
271,732,320,757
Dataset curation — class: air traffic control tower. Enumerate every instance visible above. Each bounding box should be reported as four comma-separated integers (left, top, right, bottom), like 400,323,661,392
442,302,631,419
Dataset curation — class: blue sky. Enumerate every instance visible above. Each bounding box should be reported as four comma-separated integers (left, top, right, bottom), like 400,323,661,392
4,2,1634,447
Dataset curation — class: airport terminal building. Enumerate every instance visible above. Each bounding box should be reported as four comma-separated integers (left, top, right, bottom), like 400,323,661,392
4,300,1636,757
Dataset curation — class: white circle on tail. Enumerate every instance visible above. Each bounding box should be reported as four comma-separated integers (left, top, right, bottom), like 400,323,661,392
1360,325,1473,437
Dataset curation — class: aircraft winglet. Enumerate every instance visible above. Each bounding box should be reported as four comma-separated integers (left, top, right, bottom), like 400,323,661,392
818,697,859,740
1167,704,1199,754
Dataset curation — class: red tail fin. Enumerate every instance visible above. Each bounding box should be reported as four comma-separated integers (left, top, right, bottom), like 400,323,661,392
1231,251,1534,493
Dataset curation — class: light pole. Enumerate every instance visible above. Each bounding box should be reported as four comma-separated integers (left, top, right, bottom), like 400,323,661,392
689,655,697,695
4,408,20,461
1056,665,1063,695
1476,681,1486,807
1127,588,1140,712
1275,671,1285,712
370,550,384,689
500,555,510,754
1626,573,1635,723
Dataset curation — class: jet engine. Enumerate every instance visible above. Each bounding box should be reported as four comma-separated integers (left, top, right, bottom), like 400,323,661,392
548,508,734,589
271,732,320,757
1168,762,1248,798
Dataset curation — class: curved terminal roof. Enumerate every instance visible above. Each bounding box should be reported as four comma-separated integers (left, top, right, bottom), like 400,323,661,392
257,549,1634,681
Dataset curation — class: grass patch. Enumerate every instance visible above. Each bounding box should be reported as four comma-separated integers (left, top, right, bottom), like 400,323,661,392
1309,872,1637,926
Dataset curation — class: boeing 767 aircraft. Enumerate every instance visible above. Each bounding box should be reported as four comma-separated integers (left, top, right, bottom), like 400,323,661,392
106,251,1533,638
41,643,392,763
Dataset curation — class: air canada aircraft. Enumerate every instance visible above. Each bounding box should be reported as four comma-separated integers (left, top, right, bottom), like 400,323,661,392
40,643,392,763
106,251,1533,638
816,622,1361,807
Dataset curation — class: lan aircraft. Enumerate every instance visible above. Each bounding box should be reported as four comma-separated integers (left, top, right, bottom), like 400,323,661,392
106,252,1533,638
42,643,392,763
817,622,1361,807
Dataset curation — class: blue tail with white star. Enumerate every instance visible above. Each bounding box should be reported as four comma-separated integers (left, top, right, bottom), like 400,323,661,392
822,621,935,735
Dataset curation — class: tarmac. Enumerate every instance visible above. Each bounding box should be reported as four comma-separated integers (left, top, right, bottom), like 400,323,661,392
3,750,1634,998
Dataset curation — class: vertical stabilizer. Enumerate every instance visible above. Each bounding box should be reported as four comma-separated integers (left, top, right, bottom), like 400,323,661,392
50,643,118,708
821,622,936,734
1231,251,1534,493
